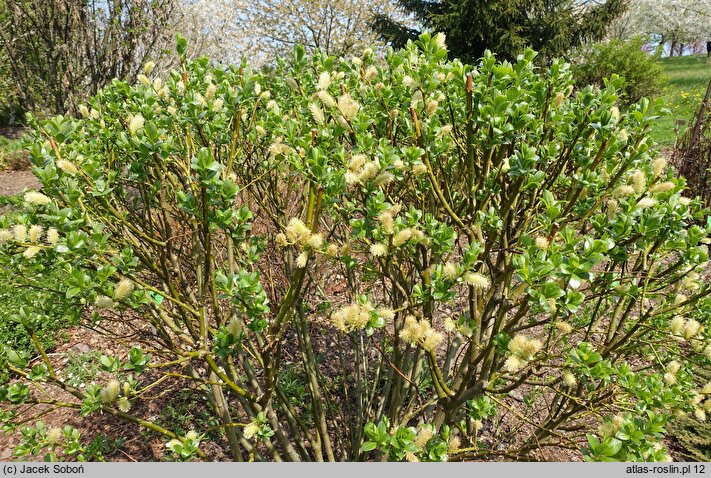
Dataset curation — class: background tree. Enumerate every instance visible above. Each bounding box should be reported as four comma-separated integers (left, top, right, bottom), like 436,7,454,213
238,0,408,65
0,4,20,125
609,0,711,56
0,0,178,117
373,0,629,63
0,49,21,125
169,0,248,65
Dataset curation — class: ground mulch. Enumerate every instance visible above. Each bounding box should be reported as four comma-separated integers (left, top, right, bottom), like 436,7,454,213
0,170,39,197
0,325,161,462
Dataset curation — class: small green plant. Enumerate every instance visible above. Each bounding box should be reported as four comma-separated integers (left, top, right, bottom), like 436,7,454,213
62,351,102,388
362,418,456,462
13,421,98,462
583,412,670,462
0,136,28,171
362,417,418,461
165,430,204,462
666,364,711,461
278,364,310,408
156,390,221,441
84,434,126,461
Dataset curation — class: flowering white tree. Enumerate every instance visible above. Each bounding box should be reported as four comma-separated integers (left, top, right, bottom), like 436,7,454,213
242,0,406,61
171,0,248,64
172,0,407,66
609,0,711,55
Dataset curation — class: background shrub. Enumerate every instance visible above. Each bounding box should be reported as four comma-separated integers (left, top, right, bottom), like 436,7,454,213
572,37,663,106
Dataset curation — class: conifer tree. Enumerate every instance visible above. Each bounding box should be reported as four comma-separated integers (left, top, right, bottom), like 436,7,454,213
373,0,629,62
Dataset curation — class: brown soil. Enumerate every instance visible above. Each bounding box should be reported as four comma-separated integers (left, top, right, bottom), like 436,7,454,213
0,326,157,461
0,321,232,462
0,169,39,196
0,127,28,141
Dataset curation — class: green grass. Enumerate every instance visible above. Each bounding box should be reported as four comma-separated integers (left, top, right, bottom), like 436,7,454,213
650,55,711,147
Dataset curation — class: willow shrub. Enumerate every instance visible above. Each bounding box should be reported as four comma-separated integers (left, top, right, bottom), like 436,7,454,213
1,34,710,462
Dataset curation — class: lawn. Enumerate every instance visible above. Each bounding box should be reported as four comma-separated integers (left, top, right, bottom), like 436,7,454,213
650,54,711,147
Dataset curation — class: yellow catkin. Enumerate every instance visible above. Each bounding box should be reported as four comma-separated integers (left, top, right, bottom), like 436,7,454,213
114,279,134,300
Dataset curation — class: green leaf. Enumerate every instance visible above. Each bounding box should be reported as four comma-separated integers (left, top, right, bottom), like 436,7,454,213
361,441,377,452
149,291,164,305
603,438,623,457
294,45,305,63
176,34,187,56
540,281,565,299
99,355,119,372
